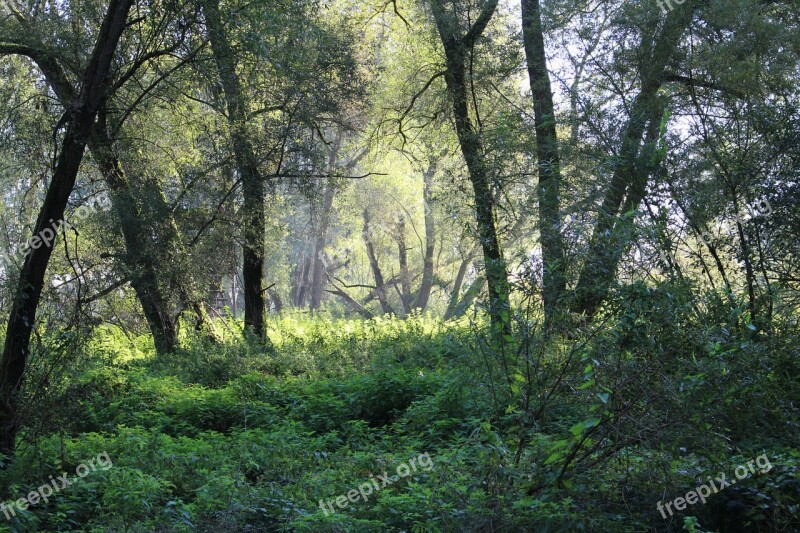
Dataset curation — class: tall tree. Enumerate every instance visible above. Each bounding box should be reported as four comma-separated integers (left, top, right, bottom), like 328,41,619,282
202,0,267,342
521,0,567,330
414,158,437,310
428,0,511,335
0,8,212,354
571,5,695,319
362,208,394,315
309,181,337,310
309,136,367,311
0,0,133,459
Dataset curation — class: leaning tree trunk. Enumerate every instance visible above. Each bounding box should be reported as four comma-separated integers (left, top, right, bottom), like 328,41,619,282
0,0,132,460
90,119,179,354
4,28,189,356
521,0,567,330
444,254,474,320
571,6,695,319
141,177,219,343
449,275,486,320
93,119,220,352
204,0,267,342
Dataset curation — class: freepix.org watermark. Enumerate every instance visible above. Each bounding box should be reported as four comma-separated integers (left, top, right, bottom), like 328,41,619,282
1,451,113,520
657,0,684,15
657,453,773,519
0,193,111,271
319,452,433,515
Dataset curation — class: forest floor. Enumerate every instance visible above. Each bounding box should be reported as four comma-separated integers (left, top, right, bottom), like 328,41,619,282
0,313,798,532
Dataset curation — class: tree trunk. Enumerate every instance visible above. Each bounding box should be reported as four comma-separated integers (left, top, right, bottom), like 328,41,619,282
450,275,486,319
310,182,336,310
309,141,367,311
571,92,667,318
95,123,222,349
362,208,394,315
295,256,312,307
267,287,283,313
231,255,238,317
430,0,510,336
521,0,566,330
90,119,180,354
415,162,436,310
102,180,178,354
444,244,479,320
732,193,758,324
0,0,132,460
396,216,412,314
204,0,267,342
12,37,194,354
571,7,695,319
148,186,219,343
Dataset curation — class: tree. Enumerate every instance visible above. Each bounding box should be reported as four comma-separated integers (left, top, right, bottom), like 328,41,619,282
308,133,368,311
202,0,268,342
570,3,696,319
521,0,566,330
428,0,510,336
0,0,133,459
0,2,213,354
414,156,438,310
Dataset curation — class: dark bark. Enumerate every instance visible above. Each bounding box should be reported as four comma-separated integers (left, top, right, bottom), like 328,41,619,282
521,0,567,329
11,35,182,356
0,0,133,460
430,0,510,336
444,260,470,320
204,0,267,342
9,6,215,354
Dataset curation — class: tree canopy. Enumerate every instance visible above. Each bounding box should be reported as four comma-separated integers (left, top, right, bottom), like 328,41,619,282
0,0,798,530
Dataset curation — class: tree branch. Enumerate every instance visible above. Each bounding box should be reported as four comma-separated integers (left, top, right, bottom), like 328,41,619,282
463,0,500,48
664,73,746,99
80,278,130,303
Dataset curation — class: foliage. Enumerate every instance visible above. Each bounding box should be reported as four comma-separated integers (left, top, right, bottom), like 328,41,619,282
0,312,796,531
